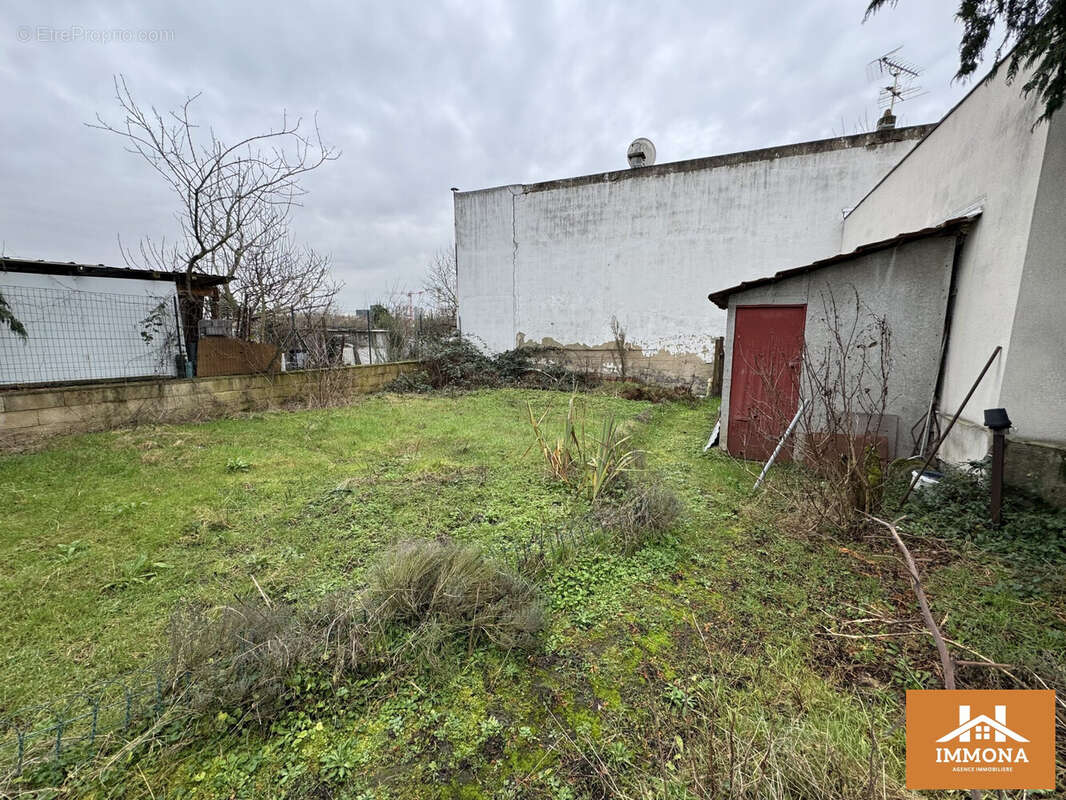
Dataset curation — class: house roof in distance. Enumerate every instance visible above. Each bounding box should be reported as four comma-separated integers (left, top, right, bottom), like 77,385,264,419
0,257,231,289
707,215,979,309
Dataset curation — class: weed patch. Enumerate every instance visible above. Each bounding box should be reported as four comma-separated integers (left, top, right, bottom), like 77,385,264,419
593,475,683,554
161,538,545,726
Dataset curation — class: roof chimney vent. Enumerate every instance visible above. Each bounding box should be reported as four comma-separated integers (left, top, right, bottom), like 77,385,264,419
876,108,896,131
627,137,656,168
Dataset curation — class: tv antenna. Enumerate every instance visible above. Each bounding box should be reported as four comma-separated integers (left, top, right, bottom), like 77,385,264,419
868,47,924,113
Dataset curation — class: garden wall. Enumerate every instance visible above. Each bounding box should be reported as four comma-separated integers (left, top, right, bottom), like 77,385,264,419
0,361,417,448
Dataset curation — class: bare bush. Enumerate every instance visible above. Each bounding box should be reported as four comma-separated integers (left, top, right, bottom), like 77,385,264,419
754,286,894,534
593,476,683,554
610,315,628,379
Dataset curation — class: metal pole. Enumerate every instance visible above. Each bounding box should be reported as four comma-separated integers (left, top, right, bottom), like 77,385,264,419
366,308,373,365
753,400,806,490
171,295,186,377
990,429,1005,526
900,346,1002,506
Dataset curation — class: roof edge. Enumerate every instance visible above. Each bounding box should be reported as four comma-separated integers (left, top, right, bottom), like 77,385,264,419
0,257,231,287
707,214,979,309
457,125,935,198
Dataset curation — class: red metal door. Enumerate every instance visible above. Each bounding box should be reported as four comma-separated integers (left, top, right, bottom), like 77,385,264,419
727,305,806,461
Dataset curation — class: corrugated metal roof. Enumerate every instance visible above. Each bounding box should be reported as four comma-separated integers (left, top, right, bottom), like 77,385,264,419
706,215,979,309
0,257,231,288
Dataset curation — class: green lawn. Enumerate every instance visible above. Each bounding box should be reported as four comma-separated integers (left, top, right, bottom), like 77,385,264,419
0,389,1062,798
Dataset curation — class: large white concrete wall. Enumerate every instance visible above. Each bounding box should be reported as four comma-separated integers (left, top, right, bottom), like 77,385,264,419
456,130,928,378
841,70,1059,459
0,271,182,385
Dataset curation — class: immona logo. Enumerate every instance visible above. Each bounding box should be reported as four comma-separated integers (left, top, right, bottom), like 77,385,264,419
934,704,1030,765
906,690,1055,791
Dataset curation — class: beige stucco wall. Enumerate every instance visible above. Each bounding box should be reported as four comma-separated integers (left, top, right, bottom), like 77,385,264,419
0,361,417,448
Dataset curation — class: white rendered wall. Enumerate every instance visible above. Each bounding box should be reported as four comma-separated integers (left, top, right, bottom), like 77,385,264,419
999,112,1066,447
841,70,1059,458
0,271,182,385
456,131,927,375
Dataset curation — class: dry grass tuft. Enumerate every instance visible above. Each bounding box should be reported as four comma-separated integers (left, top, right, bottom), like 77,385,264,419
163,538,545,721
593,477,683,554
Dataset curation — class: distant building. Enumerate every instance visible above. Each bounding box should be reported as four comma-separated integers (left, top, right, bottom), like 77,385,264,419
0,259,227,387
454,125,931,387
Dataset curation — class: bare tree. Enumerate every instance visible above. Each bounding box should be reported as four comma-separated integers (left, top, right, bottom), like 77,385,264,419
422,247,457,321
90,75,339,291
227,236,340,340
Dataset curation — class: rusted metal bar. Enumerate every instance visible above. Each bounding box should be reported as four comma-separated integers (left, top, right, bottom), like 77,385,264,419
990,428,1005,525
900,346,1002,506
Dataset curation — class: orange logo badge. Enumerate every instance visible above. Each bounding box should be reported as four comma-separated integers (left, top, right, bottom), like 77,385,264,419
906,690,1056,790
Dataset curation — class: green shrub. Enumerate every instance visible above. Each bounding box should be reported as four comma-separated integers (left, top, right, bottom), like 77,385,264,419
889,461,1066,566
527,397,643,501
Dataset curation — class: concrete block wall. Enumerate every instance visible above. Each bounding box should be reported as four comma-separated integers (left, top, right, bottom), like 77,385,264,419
0,361,417,448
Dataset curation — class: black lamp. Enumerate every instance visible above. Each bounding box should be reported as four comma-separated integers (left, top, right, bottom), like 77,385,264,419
983,408,1012,431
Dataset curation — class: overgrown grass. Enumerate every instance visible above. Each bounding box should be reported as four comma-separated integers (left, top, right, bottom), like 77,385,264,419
1,390,1062,798
0,390,637,713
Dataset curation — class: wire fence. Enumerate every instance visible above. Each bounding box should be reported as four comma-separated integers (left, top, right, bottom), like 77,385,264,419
0,660,180,783
0,284,184,388
0,284,458,391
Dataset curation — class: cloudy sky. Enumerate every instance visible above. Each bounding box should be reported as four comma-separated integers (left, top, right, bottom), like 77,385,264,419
1,1,976,310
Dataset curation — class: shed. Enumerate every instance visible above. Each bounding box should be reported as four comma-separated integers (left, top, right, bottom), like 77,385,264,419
0,258,229,387
707,217,975,462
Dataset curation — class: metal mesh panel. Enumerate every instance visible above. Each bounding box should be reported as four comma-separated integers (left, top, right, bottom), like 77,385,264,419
0,285,182,387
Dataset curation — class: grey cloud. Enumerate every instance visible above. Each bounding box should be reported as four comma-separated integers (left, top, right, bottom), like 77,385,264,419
1,0,973,309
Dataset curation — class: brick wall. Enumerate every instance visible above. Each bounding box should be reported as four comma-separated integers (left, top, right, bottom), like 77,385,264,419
0,361,418,448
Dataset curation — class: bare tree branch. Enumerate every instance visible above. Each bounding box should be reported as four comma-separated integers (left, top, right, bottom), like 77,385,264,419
422,247,457,321
90,75,340,289
865,514,956,690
